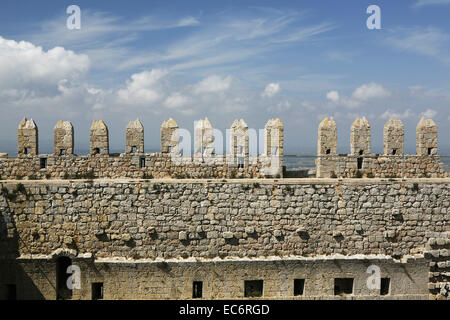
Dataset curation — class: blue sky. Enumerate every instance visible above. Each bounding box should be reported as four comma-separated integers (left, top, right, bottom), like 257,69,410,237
0,0,449,155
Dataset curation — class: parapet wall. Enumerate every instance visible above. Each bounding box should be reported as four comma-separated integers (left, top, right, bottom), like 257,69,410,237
0,153,279,180
316,155,448,178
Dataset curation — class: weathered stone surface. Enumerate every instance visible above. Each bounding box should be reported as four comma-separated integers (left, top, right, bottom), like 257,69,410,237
230,119,249,166
54,120,74,155
194,118,214,157
416,117,438,156
125,119,144,154
384,119,404,156
161,118,178,154
263,118,283,177
350,117,371,155
317,117,337,156
17,117,38,156
90,120,109,155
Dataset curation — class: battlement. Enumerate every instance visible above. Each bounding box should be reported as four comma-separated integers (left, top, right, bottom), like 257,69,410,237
316,117,447,178
0,116,448,181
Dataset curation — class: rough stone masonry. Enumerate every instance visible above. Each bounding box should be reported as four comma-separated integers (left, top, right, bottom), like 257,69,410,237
0,115,448,300
0,178,448,299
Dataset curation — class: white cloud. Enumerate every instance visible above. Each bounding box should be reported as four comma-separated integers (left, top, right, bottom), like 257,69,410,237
326,90,340,102
268,100,291,113
380,109,415,120
352,83,390,101
0,36,90,98
176,16,200,27
118,69,169,105
386,27,450,65
421,108,437,118
164,93,190,109
262,83,280,98
326,83,389,109
194,75,232,94
413,0,450,7
271,22,335,43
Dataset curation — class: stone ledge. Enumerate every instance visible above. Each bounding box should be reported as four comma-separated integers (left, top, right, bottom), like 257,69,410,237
0,177,449,185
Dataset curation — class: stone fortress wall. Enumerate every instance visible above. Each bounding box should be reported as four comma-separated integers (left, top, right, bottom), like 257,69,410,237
316,117,447,178
0,115,449,300
0,116,447,181
0,179,448,299
0,117,283,180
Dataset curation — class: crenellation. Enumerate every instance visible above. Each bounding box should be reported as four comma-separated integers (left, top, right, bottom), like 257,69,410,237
416,117,438,156
125,119,144,154
350,117,371,155
317,117,337,156
229,119,249,167
194,118,214,157
54,120,74,155
263,118,284,177
0,115,447,180
90,120,109,155
384,119,404,156
17,117,38,156
160,118,179,154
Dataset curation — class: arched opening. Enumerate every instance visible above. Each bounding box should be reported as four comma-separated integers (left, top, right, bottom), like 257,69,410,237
56,256,73,300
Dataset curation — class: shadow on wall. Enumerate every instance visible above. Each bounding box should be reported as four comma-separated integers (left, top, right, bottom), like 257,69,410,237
0,193,45,300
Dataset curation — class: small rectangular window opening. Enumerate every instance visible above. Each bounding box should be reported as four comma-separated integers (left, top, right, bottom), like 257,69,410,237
24,148,29,154
392,149,397,155
93,148,100,155
334,278,353,296
326,149,331,155
131,146,137,153
167,146,172,153
139,157,146,168
92,282,103,300
40,157,47,169
60,149,66,156
380,278,390,296
192,281,203,299
357,157,363,170
293,279,305,296
427,148,432,155
244,280,263,298
271,147,278,156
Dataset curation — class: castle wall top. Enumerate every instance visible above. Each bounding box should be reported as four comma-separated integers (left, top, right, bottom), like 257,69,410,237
350,117,371,155
126,119,144,154
90,120,109,155
317,117,337,155
17,117,38,156
161,118,179,154
54,120,74,155
416,117,438,156
383,119,404,155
